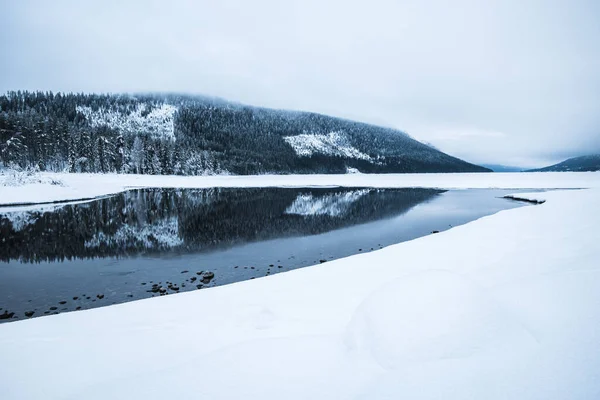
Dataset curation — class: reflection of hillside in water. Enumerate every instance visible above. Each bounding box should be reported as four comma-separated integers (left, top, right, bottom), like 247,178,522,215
0,187,443,263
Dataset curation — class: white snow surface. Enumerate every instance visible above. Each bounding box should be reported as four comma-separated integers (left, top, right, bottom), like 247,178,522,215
284,131,373,161
1,180,600,399
1,171,599,207
285,189,370,217
76,103,177,140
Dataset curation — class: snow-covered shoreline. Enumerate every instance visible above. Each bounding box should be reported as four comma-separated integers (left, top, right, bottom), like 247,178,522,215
1,174,600,399
1,171,599,207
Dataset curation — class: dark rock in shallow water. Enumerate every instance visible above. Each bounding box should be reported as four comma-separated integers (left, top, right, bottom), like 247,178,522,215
190,276,197,282
196,284,202,289
159,287,167,294
203,271,215,280
319,259,327,263
141,282,146,285
49,306,58,311
73,296,79,300
196,271,204,275
24,311,35,318
76,306,82,310
0,311,15,320
181,270,189,274
97,294,104,299
431,230,440,234
127,294,133,298
59,301,67,305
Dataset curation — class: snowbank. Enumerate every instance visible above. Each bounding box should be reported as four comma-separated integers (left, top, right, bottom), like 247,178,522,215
1,171,599,207
1,182,600,399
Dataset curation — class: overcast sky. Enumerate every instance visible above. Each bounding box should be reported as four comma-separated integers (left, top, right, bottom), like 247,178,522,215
1,0,599,167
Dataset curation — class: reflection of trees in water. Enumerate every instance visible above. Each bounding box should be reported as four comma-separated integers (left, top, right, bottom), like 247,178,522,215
0,187,443,263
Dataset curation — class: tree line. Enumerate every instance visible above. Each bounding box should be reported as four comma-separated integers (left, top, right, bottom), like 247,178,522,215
0,91,488,175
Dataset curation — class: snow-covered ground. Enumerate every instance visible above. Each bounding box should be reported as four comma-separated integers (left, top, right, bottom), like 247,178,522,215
1,173,600,399
1,171,599,206
284,131,373,161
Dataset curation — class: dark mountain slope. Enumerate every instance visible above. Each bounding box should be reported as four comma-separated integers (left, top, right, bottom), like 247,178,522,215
528,155,600,172
0,91,489,174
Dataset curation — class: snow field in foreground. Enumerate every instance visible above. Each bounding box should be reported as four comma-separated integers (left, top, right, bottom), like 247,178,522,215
0,176,600,399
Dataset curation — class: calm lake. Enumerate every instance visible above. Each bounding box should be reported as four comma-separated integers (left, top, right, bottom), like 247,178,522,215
0,187,527,322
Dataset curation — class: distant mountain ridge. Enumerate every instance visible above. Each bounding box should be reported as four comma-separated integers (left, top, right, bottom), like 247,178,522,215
480,164,524,172
528,155,600,172
0,91,490,175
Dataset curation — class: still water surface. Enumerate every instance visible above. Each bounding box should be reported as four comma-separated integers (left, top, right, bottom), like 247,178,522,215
0,187,526,322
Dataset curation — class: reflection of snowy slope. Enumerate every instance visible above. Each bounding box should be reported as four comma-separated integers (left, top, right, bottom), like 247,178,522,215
2,212,38,232
284,131,372,161
180,188,222,208
1,202,83,231
84,217,183,250
285,189,370,217
76,104,177,140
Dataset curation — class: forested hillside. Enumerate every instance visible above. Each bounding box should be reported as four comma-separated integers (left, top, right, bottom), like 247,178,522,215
528,155,600,172
0,91,489,175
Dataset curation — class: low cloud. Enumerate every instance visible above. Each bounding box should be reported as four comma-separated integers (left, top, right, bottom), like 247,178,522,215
1,0,598,168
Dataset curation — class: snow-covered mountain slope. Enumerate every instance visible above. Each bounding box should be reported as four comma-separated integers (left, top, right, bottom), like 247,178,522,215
528,154,600,172
1,91,490,174
76,103,177,140
284,132,373,161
